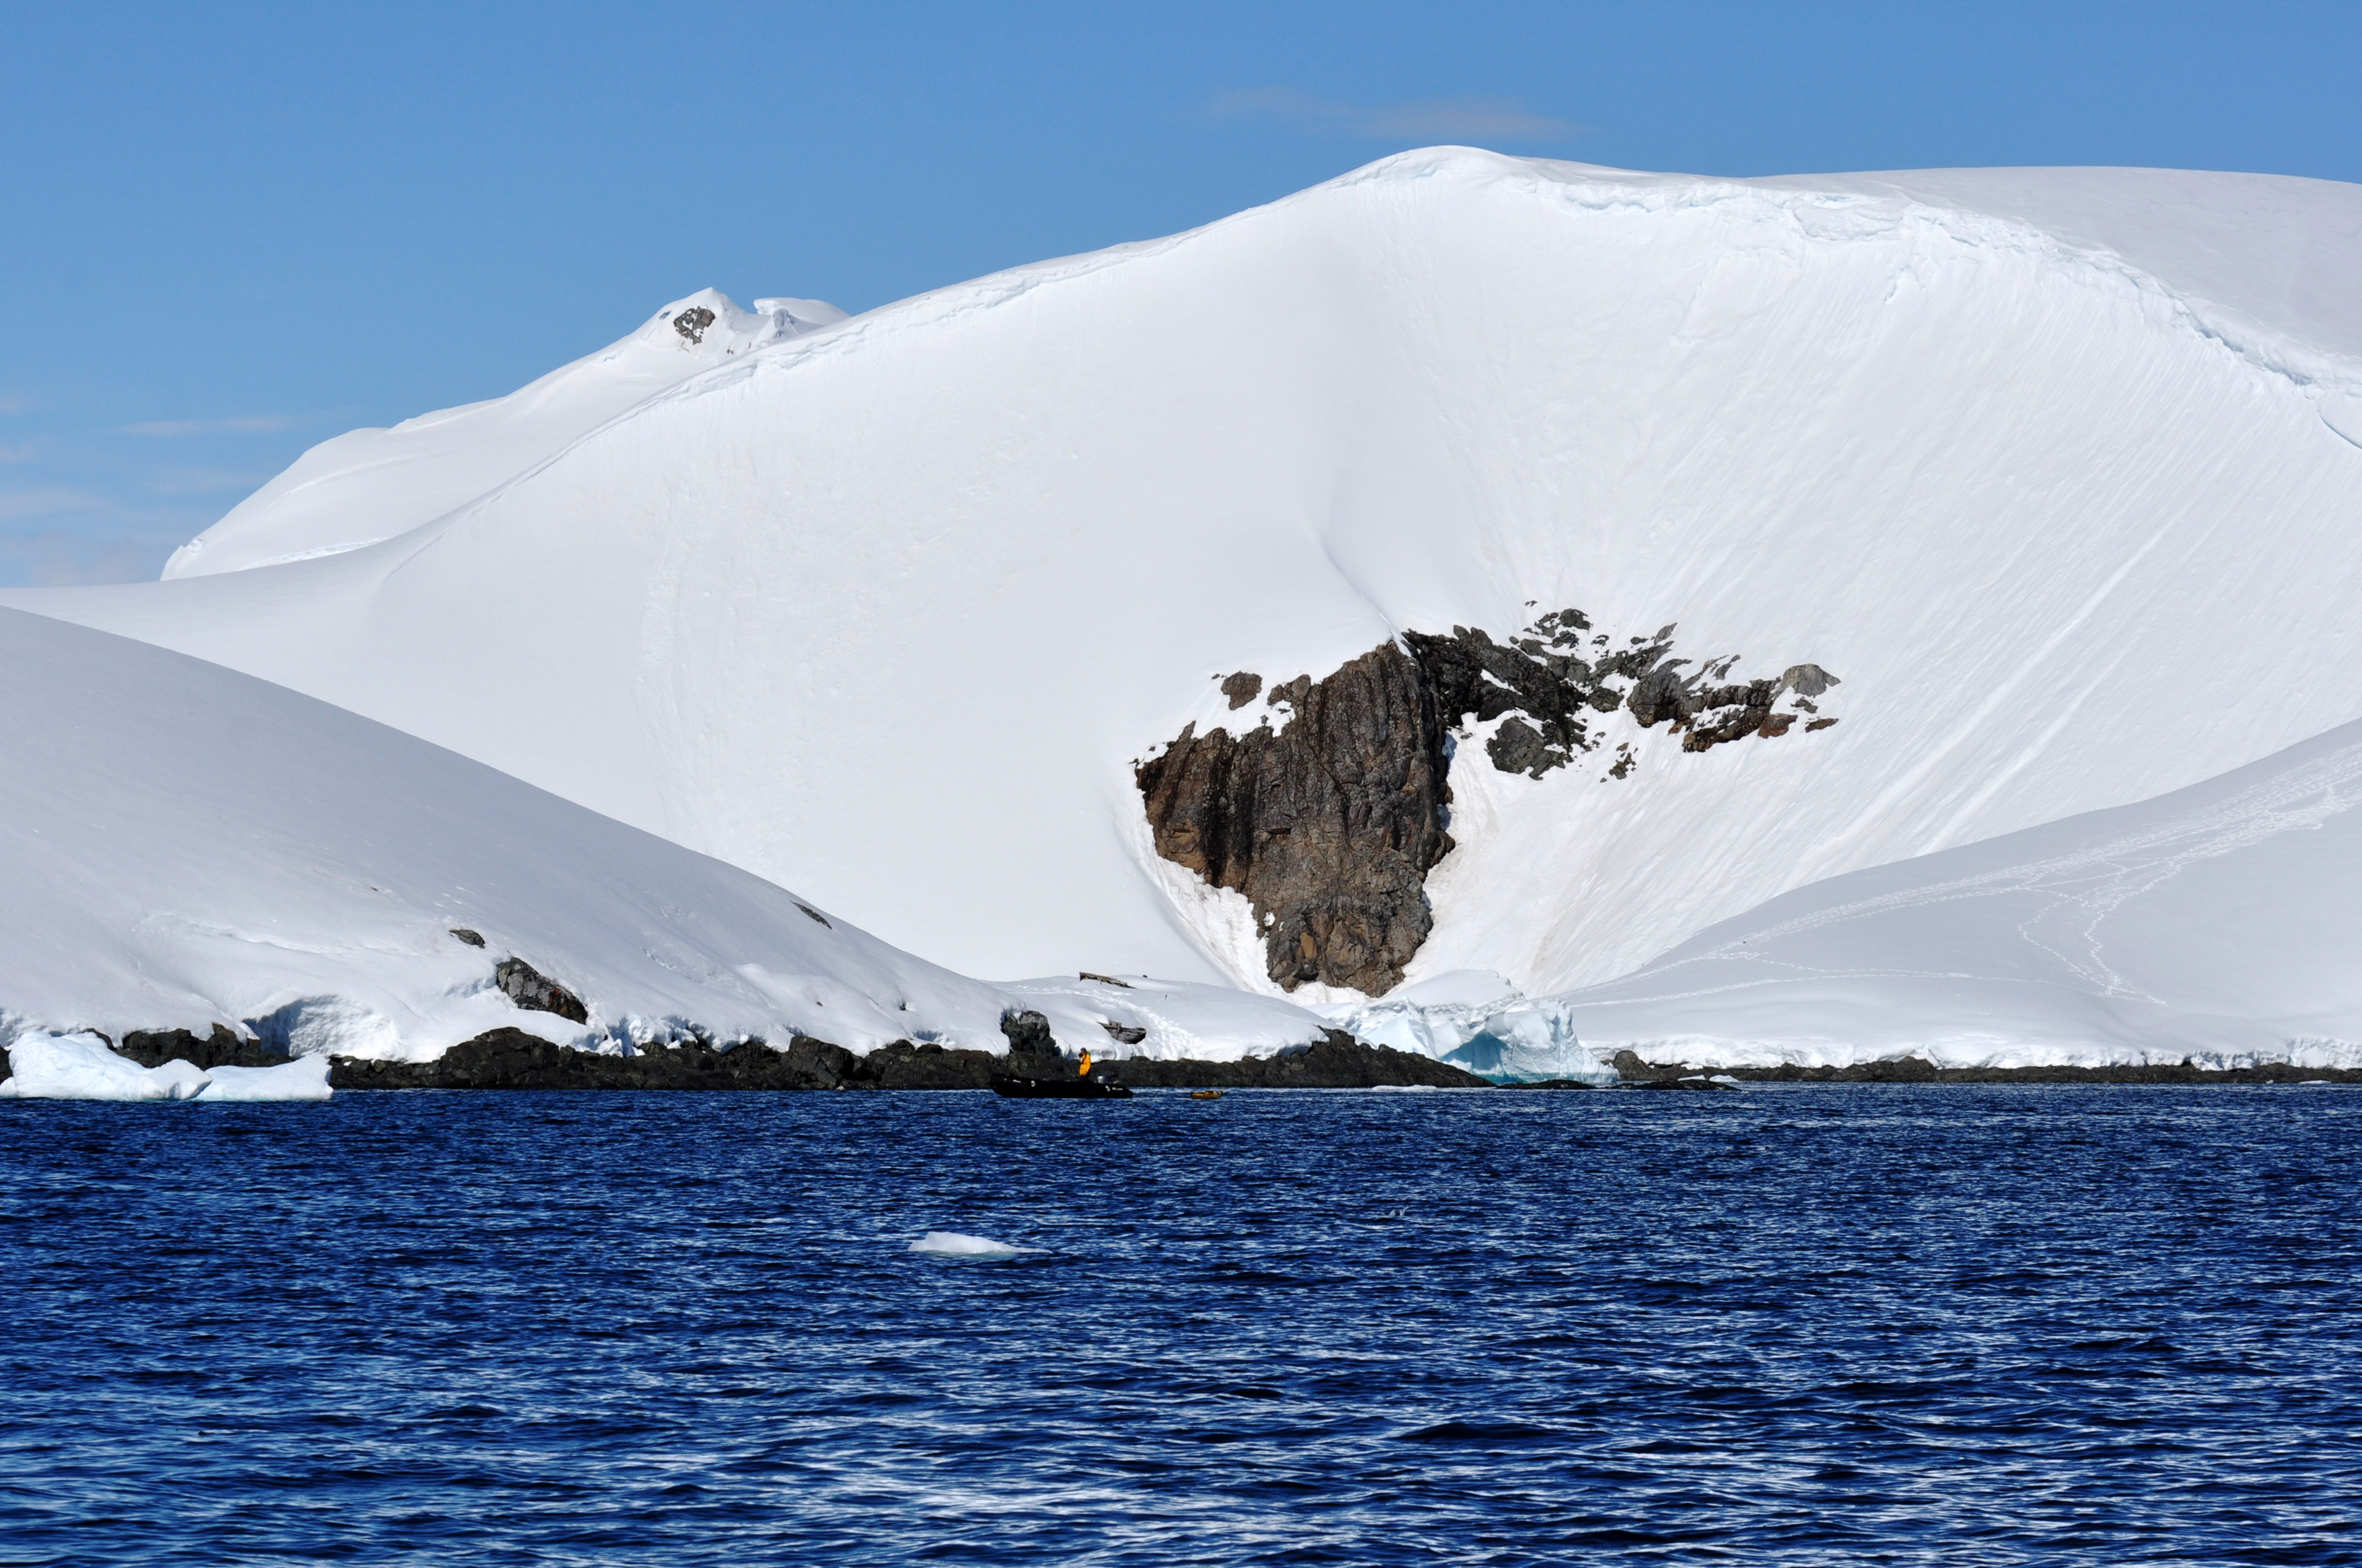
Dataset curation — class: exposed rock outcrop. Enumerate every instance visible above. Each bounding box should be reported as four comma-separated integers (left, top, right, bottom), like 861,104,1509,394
325,1026,1486,1090
494,956,588,1023
1139,607,1843,992
112,1025,285,1071
1407,611,1841,775
1135,644,1450,994
1110,1030,1487,1089
999,1008,1060,1059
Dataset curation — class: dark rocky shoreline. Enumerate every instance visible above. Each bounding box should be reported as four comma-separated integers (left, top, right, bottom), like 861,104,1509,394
19,1023,2357,1093
1608,1050,2362,1087
322,1021,1488,1092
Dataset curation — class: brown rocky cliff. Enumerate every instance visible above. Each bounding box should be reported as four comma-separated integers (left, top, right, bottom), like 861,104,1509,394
1134,644,1450,994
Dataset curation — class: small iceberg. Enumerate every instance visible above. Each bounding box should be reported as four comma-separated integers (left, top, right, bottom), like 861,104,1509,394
1321,977,1617,1084
0,1033,334,1102
908,1230,1033,1258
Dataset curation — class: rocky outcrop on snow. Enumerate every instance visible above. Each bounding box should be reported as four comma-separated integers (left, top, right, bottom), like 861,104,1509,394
1136,645,1450,995
1140,610,1839,992
1407,609,1839,777
113,1025,288,1071
493,956,589,1023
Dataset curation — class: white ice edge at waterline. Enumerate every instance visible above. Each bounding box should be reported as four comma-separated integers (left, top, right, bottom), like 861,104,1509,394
0,1034,334,1102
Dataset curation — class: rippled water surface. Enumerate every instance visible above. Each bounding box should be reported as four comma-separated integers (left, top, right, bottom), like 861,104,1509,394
5,1086,2361,1564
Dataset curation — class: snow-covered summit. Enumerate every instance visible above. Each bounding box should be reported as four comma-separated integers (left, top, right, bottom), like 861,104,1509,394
161,288,848,579
11,149,2362,1007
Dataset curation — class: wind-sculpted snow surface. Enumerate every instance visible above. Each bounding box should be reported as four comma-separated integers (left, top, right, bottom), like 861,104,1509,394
10,151,2362,1005
1555,715,2362,1071
0,609,1333,1071
159,290,847,579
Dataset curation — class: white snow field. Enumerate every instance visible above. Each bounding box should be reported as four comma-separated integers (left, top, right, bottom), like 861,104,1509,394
0,607,1332,1093
160,290,846,580
8,151,2362,1047
1554,714,2362,1073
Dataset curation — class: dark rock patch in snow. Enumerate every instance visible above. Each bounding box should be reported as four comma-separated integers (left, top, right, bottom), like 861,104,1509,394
112,1025,285,1071
999,1008,1060,1059
1141,609,1841,994
1138,645,1450,994
494,956,588,1023
1410,609,1840,771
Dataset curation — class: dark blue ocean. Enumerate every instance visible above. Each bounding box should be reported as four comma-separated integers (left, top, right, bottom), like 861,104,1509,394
4,1086,2360,1565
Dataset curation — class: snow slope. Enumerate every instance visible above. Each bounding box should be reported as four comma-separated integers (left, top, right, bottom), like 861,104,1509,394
161,291,846,579
10,150,2362,1001
1553,713,2362,1071
0,607,1329,1067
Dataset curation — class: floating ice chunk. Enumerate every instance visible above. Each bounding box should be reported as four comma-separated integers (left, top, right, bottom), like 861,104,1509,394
1,1033,209,1100
198,1055,334,1102
909,1230,1033,1258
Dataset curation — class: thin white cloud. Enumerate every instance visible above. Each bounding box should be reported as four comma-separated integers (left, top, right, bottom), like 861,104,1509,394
0,528,186,587
147,466,268,497
0,486,104,522
0,440,39,464
121,414,297,437
1210,89,1578,144
0,394,27,415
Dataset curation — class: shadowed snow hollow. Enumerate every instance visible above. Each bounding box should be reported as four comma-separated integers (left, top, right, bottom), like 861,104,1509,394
9,150,2361,1002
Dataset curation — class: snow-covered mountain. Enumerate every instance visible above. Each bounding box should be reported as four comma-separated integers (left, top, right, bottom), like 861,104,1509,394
0,606,1331,1071
161,290,847,579
9,150,2361,1025
1557,712,2362,1072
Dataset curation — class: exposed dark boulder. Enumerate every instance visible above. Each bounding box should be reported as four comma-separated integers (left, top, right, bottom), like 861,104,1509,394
1135,644,1449,994
1000,1009,1060,1057
495,956,588,1023
1220,671,1263,709
113,1025,284,1071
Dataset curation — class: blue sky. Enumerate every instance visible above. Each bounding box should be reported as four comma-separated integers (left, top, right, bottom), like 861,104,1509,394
4,1,2359,585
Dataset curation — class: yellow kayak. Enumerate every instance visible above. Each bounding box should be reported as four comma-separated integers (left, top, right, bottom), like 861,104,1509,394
1189,1089,1226,1101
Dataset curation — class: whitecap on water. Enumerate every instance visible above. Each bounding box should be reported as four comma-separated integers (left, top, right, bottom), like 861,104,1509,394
908,1230,1033,1259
